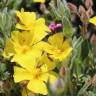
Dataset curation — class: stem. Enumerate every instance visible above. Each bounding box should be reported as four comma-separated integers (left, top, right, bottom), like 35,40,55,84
25,87,28,96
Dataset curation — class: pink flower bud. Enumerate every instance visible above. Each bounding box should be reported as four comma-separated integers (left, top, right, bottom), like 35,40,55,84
49,22,56,31
67,3,77,13
79,5,86,16
91,34,96,45
49,22,62,31
85,0,93,9
50,78,64,93
86,8,94,18
56,23,62,29
59,66,66,77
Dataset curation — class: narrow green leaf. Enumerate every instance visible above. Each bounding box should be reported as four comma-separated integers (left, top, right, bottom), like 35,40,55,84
62,16,73,37
81,40,90,61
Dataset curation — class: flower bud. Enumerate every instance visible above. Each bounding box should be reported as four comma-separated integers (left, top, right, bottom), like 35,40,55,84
85,0,93,9
67,3,77,13
40,3,49,14
49,22,56,31
50,78,64,94
86,8,94,18
79,5,86,16
40,3,46,12
49,22,62,31
90,34,96,45
79,5,89,23
59,66,66,77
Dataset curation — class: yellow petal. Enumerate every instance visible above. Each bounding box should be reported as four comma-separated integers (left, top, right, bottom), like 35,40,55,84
33,0,45,3
14,66,32,82
36,18,50,32
36,18,45,24
27,79,47,95
62,39,72,50
12,47,41,71
40,41,55,54
3,39,15,58
40,53,56,71
48,72,57,83
11,31,34,50
40,72,57,83
16,11,36,25
11,31,20,44
48,33,63,48
16,23,29,30
61,47,73,60
89,16,96,25
17,31,34,46
50,47,73,61
16,11,23,24
32,30,48,44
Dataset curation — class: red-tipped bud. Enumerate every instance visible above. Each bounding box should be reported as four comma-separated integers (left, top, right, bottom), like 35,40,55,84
91,34,96,45
67,3,77,13
40,3,49,14
79,5,86,15
85,0,93,9
59,66,66,77
86,8,94,18
78,5,89,22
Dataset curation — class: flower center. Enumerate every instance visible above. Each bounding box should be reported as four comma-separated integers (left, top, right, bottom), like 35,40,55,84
22,45,30,53
34,68,41,79
54,48,62,54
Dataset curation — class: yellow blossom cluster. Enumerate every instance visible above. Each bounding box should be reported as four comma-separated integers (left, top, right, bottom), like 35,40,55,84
3,10,72,95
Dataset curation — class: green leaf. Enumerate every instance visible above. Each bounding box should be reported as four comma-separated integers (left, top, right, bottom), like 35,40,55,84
81,39,90,61
46,79,53,96
77,81,91,96
62,17,73,37
57,0,71,19
73,36,83,49
0,63,7,72
49,3,61,20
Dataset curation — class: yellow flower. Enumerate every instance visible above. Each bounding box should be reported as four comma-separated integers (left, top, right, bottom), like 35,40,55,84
33,0,45,3
3,31,44,71
16,10,50,33
89,16,96,25
16,10,50,44
14,55,57,95
42,33,73,61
